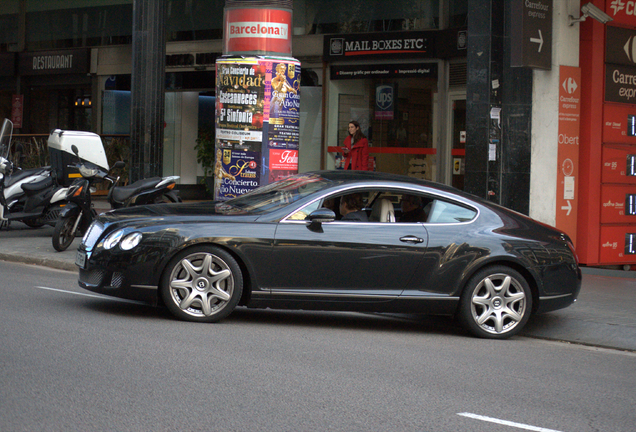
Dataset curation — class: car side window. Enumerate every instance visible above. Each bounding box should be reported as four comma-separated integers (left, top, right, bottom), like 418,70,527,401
427,199,477,223
287,200,322,220
397,193,431,223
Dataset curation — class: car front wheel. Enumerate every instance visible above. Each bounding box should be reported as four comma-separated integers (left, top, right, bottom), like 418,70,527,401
458,266,532,339
160,246,243,323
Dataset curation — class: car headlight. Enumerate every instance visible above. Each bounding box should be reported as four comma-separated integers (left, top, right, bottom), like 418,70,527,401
120,232,142,250
103,229,143,251
103,229,124,250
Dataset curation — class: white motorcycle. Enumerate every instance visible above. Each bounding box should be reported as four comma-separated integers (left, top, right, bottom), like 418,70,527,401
0,119,68,229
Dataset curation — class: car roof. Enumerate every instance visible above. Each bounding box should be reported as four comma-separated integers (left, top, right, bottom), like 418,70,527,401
307,170,475,199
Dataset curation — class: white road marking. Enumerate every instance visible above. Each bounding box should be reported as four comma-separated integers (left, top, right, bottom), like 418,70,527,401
34,286,145,304
457,413,563,432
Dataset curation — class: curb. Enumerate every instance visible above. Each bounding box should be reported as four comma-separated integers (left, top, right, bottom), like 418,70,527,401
0,252,77,272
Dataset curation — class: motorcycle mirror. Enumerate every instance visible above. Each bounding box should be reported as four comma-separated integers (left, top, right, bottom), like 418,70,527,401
71,144,79,156
113,161,126,169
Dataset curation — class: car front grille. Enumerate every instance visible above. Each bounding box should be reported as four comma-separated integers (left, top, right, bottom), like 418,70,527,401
110,272,124,288
79,268,105,286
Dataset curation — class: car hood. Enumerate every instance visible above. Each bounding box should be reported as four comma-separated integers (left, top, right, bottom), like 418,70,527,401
97,201,262,226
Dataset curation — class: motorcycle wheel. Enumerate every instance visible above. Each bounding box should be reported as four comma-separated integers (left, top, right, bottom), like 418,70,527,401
22,217,46,228
154,193,181,204
52,215,78,252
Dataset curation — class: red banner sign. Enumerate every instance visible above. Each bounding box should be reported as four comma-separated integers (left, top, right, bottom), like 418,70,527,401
224,8,292,56
556,66,581,245
11,95,23,128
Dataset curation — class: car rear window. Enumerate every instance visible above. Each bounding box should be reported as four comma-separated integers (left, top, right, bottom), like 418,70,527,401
427,199,476,223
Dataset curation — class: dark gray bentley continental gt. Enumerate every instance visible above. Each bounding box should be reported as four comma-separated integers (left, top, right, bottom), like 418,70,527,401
77,171,581,339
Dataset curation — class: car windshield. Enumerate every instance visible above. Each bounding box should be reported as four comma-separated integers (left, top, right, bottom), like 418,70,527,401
217,173,332,214
0,118,12,159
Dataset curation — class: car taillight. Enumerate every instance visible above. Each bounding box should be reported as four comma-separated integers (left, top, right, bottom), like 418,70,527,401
564,236,579,265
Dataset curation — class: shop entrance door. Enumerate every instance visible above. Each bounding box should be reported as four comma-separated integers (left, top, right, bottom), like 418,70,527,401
448,93,466,190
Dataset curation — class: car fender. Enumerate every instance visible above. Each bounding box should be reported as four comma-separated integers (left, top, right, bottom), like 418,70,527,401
151,222,276,291
454,254,543,308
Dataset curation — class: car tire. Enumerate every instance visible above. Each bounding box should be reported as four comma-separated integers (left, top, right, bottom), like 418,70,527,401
458,266,532,339
160,245,243,323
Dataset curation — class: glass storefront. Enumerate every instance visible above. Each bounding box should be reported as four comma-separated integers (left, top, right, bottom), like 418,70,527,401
328,65,439,181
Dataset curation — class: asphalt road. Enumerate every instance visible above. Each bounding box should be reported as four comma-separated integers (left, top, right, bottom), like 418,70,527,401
1,261,635,432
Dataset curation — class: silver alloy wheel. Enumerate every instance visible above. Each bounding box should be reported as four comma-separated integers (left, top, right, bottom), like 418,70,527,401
469,272,527,335
168,251,235,318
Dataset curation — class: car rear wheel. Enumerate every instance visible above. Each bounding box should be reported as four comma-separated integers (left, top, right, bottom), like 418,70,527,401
161,246,243,323
458,266,532,339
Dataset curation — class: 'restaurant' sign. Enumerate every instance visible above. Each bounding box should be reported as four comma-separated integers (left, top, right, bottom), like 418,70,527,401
19,49,89,76
223,7,292,56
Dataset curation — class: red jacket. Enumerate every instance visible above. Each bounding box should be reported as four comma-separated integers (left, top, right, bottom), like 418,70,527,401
343,135,370,171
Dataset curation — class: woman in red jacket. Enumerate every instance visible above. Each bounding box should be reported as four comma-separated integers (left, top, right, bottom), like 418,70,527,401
342,120,370,171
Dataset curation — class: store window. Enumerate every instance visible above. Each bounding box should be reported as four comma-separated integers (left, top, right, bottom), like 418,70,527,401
332,72,437,180
0,0,18,52
449,0,468,27
26,1,133,50
28,87,91,133
293,0,440,35
166,0,224,42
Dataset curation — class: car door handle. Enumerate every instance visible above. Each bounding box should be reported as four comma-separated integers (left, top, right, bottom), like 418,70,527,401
400,236,424,244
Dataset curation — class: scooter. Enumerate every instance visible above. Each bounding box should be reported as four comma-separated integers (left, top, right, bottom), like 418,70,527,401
0,119,68,229
52,145,181,251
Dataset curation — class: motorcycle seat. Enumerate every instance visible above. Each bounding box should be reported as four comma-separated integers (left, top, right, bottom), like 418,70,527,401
7,167,50,187
21,175,54,194
110,177,163,203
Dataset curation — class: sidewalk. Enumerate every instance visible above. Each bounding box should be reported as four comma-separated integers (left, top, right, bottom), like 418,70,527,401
1,209,635,351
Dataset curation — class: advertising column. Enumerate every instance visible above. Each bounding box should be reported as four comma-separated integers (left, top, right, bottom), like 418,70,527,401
214,0,299,201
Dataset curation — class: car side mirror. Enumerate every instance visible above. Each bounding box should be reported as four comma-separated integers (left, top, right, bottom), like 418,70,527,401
306,208,336,233
307,208,336,223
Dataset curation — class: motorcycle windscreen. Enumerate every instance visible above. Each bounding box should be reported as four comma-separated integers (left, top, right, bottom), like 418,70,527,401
0,118,13,159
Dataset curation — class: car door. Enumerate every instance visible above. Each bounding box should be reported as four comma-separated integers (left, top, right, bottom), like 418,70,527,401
402,197,482,297
266,191,429,299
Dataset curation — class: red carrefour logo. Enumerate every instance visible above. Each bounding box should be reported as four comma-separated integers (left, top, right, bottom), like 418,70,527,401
562,77,578,94
610,0,626,15
608,0,636,25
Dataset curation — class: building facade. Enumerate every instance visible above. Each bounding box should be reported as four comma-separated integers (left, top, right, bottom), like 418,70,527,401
2,1,630,267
